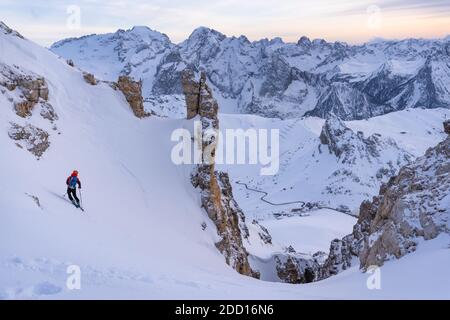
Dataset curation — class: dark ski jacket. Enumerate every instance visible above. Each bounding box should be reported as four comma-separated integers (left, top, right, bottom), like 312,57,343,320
66,175,81,189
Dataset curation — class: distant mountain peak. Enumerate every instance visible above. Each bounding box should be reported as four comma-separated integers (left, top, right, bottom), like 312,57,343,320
188,26,226,41
297,36,311,48
50,25,450,120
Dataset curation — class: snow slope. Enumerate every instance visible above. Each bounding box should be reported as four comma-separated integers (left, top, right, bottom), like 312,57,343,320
0,24,237,298
1,23,449,299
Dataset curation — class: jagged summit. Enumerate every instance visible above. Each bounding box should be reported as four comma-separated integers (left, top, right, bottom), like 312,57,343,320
297,35,311,48
319,115,412,165
50,25,450,120
186,26,226,42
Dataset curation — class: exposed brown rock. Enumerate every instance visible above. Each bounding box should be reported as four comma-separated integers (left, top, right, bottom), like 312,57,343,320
184,70,257,278
117,75,150,118
83,72,97,85
18,77,49,103
358,133,449,269
15,101,35,118
1,64,50,118
181,69,200,119
15,77,50,118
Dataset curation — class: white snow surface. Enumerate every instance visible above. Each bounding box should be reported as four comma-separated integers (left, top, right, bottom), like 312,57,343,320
260,209,356,255
1,26,449,299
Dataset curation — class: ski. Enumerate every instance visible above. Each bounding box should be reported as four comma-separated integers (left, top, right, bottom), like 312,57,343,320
73,203,84,212
66,197,84,212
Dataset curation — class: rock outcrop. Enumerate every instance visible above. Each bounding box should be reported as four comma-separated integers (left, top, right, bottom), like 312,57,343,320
0,21,24,39
317,223,366,279
444,119,450,135
181,70,200,119
116,76,150,118
320,115,411,166
317,115,413,205
0,63,50,118
251,220,272,245
8,123,50,158
274,252,324,284
83,72,97,85
358,122,450,269
317,121,450,279
17,77,49,103
39,102,58,123
183,70,258,278
14,77,49,118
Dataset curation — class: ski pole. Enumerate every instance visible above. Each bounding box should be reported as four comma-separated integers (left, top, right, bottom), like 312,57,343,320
79,188,83,207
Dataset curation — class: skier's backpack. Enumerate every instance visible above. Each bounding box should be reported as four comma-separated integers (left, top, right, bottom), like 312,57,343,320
67,176,78,189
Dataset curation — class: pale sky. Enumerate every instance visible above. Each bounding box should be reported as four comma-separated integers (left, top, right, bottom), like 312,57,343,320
1,0,449,46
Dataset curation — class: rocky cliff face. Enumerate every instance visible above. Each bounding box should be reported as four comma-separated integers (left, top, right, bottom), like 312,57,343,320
0,63,49,118
116,76,150,118
444,119,450,134
0,21,24,39
183,70,258,278
317,121,450,278
83,72,98,85
180,70,200,119
8,123,50,158
320,115,412,166
358,123,450,269
317,116,412,206
274,254,320,284
1,61,54,158
275,119,449,282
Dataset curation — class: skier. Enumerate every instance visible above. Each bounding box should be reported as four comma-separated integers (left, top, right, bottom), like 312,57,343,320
66,170,82,208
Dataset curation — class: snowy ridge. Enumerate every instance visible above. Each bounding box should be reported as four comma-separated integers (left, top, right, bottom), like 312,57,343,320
316,122,450,280
218,109,449,217
51,26,450,119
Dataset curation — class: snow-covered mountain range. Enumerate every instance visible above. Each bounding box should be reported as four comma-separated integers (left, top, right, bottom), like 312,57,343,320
1,21,449,299
51,26,450,119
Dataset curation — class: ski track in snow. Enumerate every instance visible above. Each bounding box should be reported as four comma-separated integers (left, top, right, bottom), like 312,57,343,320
0,256,154,299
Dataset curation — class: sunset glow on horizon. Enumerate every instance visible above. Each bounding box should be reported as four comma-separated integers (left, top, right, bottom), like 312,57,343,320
1,0,449,46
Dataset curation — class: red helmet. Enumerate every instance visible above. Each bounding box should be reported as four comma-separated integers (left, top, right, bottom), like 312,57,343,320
72,170,79,177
